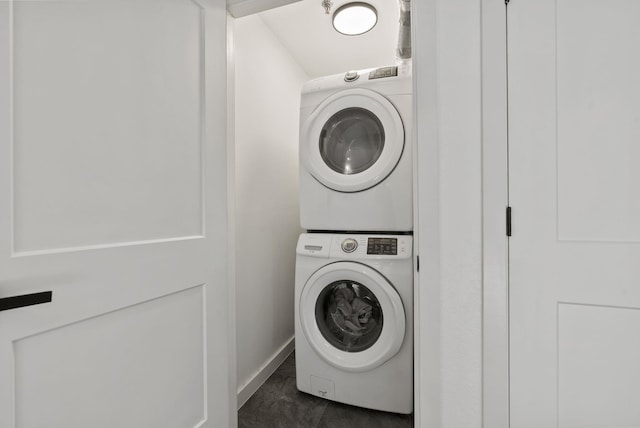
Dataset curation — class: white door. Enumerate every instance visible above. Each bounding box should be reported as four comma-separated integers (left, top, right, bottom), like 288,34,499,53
0,0,231,427
508,0,640,426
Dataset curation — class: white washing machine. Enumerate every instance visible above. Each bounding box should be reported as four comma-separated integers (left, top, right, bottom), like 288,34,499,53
295,233,413,414
299,64,413,232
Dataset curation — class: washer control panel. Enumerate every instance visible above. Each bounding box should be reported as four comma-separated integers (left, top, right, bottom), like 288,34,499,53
297,234,411,259
366,237,397,255
332,234,411,259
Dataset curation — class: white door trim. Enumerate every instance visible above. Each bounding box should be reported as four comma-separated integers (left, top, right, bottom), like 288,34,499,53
415,0,510,426
481,0,510,427
225,10,239,424
204,3,236,427
412,0,441,427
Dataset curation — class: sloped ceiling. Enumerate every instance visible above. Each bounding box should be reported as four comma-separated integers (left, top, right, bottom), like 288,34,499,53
257,0,400,78
227,0,302,19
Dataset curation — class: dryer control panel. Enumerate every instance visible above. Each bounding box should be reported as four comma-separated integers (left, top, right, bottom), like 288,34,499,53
368,66,398,80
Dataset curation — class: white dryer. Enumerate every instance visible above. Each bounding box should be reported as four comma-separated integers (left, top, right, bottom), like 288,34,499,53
295,233,413,414
299,64,413,232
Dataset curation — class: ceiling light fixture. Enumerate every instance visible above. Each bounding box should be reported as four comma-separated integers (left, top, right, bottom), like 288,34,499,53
332,2,378,36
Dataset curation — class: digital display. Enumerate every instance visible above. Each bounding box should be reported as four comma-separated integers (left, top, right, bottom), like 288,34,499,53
368,66,398,80
367,238,397,255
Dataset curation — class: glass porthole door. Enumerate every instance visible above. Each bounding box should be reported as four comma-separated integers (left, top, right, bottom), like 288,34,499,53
301,89,405,193
319,107,385,176
299,262,405,372
315,279,384,353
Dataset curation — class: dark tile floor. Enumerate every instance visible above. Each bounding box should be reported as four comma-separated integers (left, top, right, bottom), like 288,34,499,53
238,352,414,428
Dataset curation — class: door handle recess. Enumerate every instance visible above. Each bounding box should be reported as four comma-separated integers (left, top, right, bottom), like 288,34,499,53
0,291,52,312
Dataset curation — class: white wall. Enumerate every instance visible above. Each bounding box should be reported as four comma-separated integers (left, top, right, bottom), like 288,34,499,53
415,0,483,426
232,14,308,407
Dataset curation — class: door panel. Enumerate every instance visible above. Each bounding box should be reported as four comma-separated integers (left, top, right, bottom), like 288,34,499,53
508,0,640,426
558,303,640,427
14,286,205,428
11,0,203,253
556,0,640,243
0,0,230,427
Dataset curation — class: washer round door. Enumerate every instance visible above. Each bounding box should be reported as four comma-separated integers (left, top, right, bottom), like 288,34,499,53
300,88,405,193
299,261,406,372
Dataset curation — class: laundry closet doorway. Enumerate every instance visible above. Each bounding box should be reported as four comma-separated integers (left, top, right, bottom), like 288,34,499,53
228,0,405,412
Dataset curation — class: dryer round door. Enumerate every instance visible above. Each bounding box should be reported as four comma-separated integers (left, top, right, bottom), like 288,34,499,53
300,88,405,193
299,261,406,372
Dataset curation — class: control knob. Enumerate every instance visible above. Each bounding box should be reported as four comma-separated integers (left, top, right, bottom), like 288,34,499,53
344,70,359,82
341,238,358,253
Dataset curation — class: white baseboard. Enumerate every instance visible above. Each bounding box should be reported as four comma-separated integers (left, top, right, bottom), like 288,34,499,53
236,336,295,410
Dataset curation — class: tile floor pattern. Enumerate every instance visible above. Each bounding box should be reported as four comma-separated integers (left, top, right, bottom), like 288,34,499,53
238,352,414,428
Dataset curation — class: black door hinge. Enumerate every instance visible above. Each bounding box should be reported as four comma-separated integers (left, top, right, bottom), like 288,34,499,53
506,206,512,237
416,255,420,272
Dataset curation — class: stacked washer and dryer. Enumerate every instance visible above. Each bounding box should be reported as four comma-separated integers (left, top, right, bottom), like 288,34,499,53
295,63,413,414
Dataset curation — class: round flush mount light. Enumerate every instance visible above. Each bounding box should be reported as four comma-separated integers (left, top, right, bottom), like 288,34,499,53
332,2,378,36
